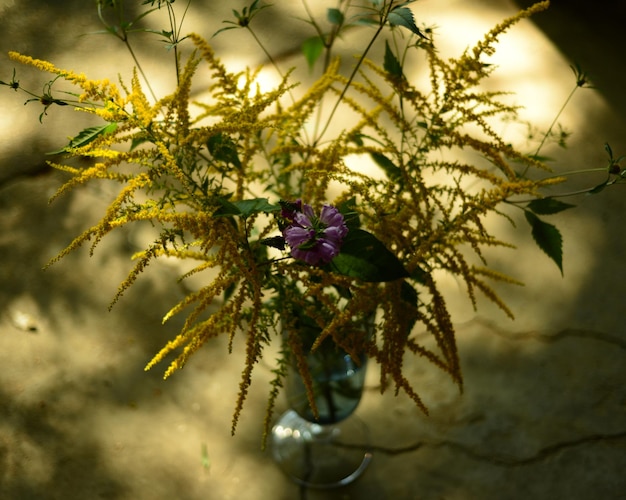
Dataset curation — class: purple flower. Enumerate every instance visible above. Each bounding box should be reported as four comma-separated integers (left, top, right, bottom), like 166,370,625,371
282,202,348,265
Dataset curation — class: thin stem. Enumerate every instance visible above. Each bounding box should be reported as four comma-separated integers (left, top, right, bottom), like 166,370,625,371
301,0,325,40
540,167,610,181
166,3,180,84
244,25,311,148
301,0,344,142
167,0,192,86
521,84,578,177
507,176,614,204
123,39,159,102
313,2,393,146
97,1,158,102
246,26,288,84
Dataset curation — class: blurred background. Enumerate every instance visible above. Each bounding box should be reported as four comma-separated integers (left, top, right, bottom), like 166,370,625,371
1,1,625,498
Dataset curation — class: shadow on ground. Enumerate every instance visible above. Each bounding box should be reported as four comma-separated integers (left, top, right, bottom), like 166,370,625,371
1,1,626,499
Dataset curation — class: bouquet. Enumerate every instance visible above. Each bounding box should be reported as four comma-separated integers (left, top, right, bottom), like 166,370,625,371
3,0,623,439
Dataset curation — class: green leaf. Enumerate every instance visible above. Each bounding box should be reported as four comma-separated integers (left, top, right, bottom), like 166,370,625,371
207,133,241,168
223,281,237,302
347,132,364,147
410,265,428,285
213,197,240,216
212,25,239,37
48,123,118,154
260,235,286,250
527,198,576,215
301,36,325,71
213,1,270,37
337,197,361,230
388,6,425,38
383,40,403,78
331,229,408,282
130,135,150,151
525,211,563,275
327,8,344,26
371,151,402,183
214,197,280,217
233,198,279,217
589,179,609,194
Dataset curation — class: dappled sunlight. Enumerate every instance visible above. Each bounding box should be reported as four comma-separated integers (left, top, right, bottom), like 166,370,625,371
394,0,610,332
1,1,625,499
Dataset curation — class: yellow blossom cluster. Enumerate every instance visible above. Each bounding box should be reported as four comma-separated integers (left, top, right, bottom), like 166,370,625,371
8,1,571,438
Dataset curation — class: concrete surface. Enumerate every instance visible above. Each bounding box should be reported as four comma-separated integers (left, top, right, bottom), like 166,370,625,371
1,1,625,499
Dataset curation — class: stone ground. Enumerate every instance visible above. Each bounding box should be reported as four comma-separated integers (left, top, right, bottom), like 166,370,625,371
1,1,625,499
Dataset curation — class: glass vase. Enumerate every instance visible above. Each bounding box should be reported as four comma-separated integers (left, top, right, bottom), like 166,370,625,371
270,324,372,488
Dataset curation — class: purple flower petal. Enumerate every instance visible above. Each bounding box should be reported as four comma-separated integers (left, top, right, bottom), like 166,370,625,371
293,211,313,228
281,201,349,266
318,238,340,262
322,225,346,243
291,245,321,265
284,226,315,247
302,203,315,221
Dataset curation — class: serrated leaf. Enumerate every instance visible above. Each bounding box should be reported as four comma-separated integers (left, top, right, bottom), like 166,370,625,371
48,123,118,154
525,211,563,275
388,6,425,38
331,229,408,282
327,8,344,26
301,36,324,71
527,198,576,215
383,40,403,78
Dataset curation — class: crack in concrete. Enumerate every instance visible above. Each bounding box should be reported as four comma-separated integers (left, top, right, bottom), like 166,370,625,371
366,430,626,467
471,316,626,351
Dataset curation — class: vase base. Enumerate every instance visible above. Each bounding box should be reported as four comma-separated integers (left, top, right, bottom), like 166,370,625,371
270,409,372,489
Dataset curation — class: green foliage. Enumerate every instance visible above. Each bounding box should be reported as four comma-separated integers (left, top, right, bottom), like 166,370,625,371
370,150,402,184
331,229,409,282
213,0,270,36
301,36,325,71
527,198,575,215
5,0,623,440
49,123,118,155
383,40,404,78
0,68,20,90
214,198,280,218
207,133,242,169
387,4,426,38
525,211,563,275
327,7,345,26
